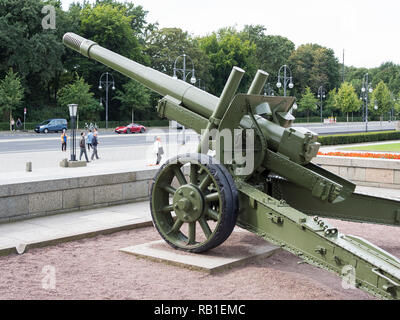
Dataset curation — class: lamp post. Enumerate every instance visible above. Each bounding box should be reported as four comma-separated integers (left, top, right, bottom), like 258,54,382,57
264,82,275,96
276,65,294,97
361,73,373,132
68,104,78,161
374,100,381,128
196,78,206,91
317,86,326,123
99,72,115,129
173,54,196,145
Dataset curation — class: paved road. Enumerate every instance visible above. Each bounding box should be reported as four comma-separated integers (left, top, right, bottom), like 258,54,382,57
0,128,198,154
0,121,397,154
292,121,397,134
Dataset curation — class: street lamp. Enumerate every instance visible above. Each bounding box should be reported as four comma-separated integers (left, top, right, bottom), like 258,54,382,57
196,78,206,91
264,83,275,96
317,86,326,123
361,73,373,132
99,72,116,129
173,53,196,145
276,65,294,97
68,104,78,161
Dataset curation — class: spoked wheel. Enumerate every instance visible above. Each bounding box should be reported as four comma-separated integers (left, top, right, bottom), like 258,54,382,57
150,153,238,253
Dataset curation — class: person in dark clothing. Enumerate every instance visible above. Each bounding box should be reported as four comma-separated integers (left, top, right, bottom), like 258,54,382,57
91,132,99,160
79,132,89,162
16,118,22,129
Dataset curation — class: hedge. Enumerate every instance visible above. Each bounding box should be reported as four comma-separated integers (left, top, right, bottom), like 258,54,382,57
318,130,400,146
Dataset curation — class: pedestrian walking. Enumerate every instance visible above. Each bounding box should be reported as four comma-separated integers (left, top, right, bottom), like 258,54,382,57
91,132,99,161
87,130,93,151
79,132,90,162
16,118,22,130
61,129,68,152
10,118,15,131
153,137,163,165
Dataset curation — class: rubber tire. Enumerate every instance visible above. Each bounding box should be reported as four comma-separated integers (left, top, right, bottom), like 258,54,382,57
44,129,49,134
126,129,131,134
140,128,145,133
150,153,239,253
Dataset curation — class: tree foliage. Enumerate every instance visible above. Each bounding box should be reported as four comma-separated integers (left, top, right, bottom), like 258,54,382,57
369,80,392,116
57,75,100,120
289,44,340,96
298,87,318,121
198,27,257,95
114,80,151,120
241,25,295,85
1,0,400,124
0,69,24,121
334,82,361,121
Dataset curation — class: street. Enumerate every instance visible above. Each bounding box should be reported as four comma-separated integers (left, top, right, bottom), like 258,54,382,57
0,121,397,155
0,128,198,154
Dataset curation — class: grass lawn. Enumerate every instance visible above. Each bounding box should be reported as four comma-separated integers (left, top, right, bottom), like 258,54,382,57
340,142,400,152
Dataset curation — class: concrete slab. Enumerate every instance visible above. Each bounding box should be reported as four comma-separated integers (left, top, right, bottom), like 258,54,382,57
120,239,280,274
0,201,153,256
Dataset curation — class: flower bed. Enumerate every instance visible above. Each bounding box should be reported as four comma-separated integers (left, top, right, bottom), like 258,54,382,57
317,151,400,160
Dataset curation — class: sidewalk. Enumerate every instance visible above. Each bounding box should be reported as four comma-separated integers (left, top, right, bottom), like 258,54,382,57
0,140,198,180
0,201,152,256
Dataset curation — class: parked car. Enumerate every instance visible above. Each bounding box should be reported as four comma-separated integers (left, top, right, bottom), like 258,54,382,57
34,119,68,133
115,123,146,134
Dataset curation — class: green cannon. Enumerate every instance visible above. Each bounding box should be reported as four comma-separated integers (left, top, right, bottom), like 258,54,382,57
63,33,400,300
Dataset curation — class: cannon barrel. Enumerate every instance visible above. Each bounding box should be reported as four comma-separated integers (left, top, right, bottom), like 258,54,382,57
63,33,319,165
63,33,218,119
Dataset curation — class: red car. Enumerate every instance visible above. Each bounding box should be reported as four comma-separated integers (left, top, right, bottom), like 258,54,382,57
115,123,146,134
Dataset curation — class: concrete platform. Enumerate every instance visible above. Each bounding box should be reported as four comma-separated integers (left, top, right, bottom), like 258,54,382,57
120,237,280,274
0,201,152,256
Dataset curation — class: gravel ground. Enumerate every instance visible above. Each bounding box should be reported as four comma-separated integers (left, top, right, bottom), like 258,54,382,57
0,218,398,300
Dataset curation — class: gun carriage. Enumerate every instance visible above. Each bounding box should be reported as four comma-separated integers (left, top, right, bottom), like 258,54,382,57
63,33,400,300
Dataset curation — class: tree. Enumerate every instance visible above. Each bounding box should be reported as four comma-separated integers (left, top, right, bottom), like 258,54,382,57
198,27,257,95
240,25,295,81
57,75,100,121
394,93,400,118
0,69,24,128
324,89,338,117
114,80,151,121
335,82,361,121
288,44,340,96
369,81,392,119
0,0,65,107
145,28,212,87
298,87,318,122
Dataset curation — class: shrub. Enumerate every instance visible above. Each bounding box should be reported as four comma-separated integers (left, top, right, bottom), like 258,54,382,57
318,131,400,145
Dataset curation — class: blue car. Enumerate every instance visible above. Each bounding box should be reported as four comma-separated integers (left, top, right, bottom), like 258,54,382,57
34,119,68,133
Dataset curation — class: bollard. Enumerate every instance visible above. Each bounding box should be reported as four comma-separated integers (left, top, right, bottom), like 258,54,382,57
26,162,32,172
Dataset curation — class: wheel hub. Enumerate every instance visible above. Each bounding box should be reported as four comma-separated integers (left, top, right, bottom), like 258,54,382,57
172,185,204,223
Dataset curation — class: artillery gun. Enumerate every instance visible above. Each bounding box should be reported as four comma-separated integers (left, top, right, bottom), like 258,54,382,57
63,33,400,300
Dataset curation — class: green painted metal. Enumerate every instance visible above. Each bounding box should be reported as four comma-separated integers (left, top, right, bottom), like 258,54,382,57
63,33,400,300
236,181,400,300
272,178,400,226
247,70,269,95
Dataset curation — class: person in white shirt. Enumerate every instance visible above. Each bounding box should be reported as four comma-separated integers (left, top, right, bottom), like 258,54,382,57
153,137,163,165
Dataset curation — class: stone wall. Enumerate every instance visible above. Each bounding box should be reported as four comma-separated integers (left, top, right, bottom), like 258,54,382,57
0,169,157,224
313,156,400,189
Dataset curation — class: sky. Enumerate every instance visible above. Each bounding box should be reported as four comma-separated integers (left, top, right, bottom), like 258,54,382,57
61,0,400,69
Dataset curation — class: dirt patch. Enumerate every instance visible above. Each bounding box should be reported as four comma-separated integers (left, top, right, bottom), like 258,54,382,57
0,218,398,300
